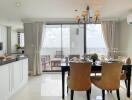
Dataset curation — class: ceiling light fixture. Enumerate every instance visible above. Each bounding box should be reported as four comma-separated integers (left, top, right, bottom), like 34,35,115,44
15,2,21,7
75,5,100,24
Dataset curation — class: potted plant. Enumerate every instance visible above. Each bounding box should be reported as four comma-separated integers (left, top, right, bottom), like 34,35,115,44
90,53,98,63
16,44,21,53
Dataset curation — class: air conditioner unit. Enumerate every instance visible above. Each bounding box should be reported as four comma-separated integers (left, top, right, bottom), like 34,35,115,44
127,14,132,24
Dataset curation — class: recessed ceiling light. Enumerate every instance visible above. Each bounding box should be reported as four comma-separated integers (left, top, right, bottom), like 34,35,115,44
15,2,21,7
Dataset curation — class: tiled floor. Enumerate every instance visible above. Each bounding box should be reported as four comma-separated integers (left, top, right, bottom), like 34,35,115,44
9,73,132,100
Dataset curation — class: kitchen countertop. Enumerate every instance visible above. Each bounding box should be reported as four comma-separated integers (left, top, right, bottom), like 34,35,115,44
0,55,28,66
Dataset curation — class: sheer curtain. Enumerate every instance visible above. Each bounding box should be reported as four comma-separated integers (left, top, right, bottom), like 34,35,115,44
24,22,44,75
101,21,119,58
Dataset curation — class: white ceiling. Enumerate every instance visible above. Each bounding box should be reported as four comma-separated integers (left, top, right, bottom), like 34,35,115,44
0,0,131,29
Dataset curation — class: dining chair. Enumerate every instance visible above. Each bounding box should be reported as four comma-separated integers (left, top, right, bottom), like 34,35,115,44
67,62,91,100
121,57,131,89
91,62,122,100
41,55,50,71
54,51,64,58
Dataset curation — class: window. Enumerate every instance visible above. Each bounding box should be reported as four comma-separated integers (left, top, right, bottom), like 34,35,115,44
86,24,106,55
18,33,24,47
42,25,70,48
41,25,70,57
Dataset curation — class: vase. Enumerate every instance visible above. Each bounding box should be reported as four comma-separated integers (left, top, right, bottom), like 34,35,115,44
92,59,96,64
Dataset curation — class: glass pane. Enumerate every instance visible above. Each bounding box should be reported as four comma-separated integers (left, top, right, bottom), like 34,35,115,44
62,25,70,57
41,25,71,71
86,24,106,55
18,33,24,47
69,24,84,56
41,25,62,71
42,25,61,48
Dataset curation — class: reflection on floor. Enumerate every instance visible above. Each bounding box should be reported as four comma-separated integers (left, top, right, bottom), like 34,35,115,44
43,64,61,71
9,73,132,100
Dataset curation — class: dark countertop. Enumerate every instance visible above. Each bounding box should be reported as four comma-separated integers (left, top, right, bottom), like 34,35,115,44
0,55,28,66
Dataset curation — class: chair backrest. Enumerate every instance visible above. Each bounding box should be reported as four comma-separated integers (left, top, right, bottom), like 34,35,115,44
69,55,80,60
101,62,122,90
69,62,91,91
55,51,64,58
41,55,50,63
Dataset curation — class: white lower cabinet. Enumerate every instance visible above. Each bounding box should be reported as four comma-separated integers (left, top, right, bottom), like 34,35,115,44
0,58,28,100
0,65,9,100
13,61,21,90
22,59,28,84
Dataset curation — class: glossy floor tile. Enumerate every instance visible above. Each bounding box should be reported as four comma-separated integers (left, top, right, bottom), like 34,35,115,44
9,72,132,100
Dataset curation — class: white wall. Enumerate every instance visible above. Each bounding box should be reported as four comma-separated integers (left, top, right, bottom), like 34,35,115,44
0,25,7,55
11,30,18,53
119,20,132,57
0,24,18,55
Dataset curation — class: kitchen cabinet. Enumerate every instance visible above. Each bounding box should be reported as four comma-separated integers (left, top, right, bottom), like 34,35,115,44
0,58,28,100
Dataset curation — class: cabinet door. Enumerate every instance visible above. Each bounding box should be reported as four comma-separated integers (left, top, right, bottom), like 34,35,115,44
8,63,13,93
0,65,9,100
23,59,28,83
13,61,21,89
19,60,23,83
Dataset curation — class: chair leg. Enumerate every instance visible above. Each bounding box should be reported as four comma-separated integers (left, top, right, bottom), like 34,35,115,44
86,90,90,100
110,90,112,93
102,90,105,100
67,86,68,93
71,90,74,100
89,88,91,94
107,90,112,93
125,80,127,88
116,89,120,100
95,73,96,76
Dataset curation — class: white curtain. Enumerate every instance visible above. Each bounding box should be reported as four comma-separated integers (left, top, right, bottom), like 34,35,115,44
101,21,119,58
24,22,44,75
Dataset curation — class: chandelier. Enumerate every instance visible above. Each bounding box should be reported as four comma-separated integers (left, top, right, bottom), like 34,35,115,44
75,5,100,24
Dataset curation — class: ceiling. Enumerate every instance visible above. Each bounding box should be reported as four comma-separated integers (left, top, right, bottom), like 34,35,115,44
0,0,131,29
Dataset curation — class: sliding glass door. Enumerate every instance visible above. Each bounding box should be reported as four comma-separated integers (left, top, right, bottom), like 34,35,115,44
69,24,84,56
61,25,70,58
41,23,106,71
41,25,70,71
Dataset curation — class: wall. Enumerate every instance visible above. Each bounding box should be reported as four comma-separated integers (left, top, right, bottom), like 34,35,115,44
7,27,11,54
11,30,18,53
0,25,7,55
0,24,18,55
119,20,132,57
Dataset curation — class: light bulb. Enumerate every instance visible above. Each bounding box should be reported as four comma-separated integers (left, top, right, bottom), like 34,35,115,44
81,10,88,17
94,10,100,17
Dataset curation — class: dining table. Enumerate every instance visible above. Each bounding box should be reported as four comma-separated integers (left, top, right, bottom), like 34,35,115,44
61,62,132,99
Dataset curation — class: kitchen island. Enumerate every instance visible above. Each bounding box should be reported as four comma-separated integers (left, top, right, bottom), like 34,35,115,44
0,55,28,100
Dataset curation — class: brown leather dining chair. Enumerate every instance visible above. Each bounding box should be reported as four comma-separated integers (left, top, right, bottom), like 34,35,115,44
67,62,91,100
91,62,122,100
120,57,131,87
